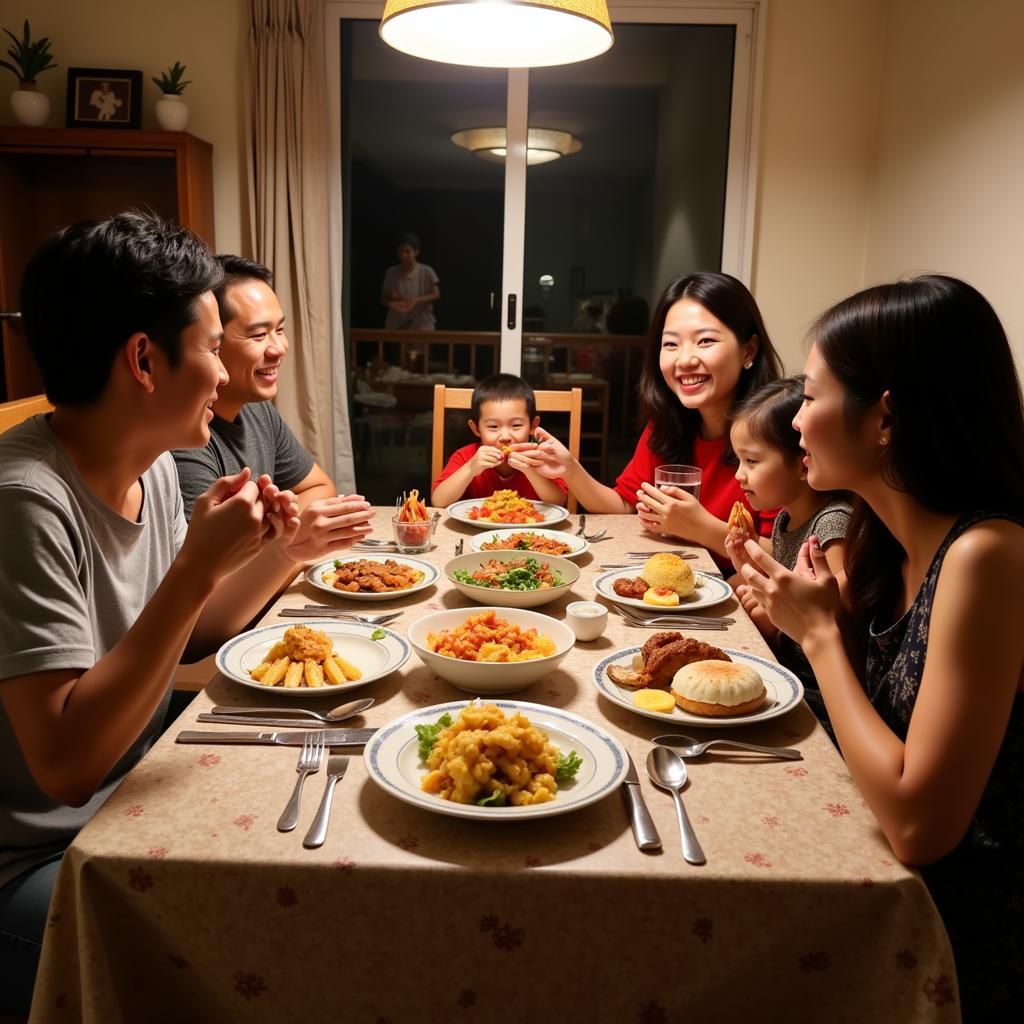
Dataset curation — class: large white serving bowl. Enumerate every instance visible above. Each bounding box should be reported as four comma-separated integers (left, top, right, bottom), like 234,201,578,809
444,550,580,609
407,607,575,694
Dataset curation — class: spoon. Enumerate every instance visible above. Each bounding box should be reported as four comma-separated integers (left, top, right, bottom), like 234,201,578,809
209,696,374,723
654,733,802,760
646,746,706,865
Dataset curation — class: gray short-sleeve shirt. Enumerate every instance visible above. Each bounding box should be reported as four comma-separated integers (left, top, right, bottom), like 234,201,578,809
172,401,314,519
0,416,187,882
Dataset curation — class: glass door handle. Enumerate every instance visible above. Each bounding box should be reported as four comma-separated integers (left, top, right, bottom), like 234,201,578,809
506,293,517,329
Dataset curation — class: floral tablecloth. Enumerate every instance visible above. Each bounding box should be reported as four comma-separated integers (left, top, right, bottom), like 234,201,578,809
30,512,959,1023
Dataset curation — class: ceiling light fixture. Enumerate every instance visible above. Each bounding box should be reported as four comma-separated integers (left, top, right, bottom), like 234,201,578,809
451,127,582,165
380,0,614,69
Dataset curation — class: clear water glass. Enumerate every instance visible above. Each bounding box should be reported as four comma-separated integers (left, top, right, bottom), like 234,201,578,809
654,464,702,500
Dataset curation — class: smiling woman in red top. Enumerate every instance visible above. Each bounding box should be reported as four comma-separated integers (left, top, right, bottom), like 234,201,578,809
534,272,783,564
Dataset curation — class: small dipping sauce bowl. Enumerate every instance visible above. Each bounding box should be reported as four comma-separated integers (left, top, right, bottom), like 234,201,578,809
392,513,436,553
565,600,608,642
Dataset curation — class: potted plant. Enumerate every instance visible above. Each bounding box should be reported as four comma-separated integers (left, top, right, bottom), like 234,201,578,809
152,60,190,131
0,19,57,126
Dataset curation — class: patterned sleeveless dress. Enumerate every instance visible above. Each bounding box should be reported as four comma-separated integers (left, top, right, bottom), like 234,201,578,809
866,511,1023,1019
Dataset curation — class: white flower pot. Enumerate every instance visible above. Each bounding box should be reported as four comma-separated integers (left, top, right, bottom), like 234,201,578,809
155,94,189,131
10,88,50,127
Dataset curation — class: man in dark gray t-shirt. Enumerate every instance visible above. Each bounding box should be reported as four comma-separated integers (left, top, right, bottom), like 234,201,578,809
172,257,374,593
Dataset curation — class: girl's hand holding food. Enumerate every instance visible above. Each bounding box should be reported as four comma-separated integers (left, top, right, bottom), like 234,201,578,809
735,536,843,646
184,469,269,581
635,482,710,539
735,582,779,642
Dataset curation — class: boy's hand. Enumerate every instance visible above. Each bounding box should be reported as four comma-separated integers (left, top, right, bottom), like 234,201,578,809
505,441,542,473
183,469,269,581
283,495,375,563
470,445,505,474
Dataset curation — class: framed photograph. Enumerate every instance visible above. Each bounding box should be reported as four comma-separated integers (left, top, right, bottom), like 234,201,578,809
65,68,142,129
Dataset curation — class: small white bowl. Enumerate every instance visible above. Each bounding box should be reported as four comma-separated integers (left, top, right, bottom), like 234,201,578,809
407,607,575,694
444,550,579,609
565,601,608,642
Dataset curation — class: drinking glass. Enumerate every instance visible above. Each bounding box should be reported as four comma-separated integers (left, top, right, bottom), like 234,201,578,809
392,514,435,553
654,465,702,500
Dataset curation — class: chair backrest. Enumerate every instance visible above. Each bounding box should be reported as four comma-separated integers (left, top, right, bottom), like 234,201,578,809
431,383,583,513
0,394,52,435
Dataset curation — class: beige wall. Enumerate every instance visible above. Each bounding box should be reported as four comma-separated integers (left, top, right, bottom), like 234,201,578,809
751,0,885,372
0,0,249,253
863,0,1024,371
754,0,1024,375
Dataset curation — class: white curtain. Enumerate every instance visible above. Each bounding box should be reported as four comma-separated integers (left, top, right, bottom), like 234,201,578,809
246,0,355,490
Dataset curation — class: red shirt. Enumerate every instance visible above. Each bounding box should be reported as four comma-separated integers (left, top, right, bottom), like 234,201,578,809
614,424,777,539
433,443,568,502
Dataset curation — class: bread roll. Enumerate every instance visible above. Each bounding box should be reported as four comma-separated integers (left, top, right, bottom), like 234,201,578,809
671,659,766,717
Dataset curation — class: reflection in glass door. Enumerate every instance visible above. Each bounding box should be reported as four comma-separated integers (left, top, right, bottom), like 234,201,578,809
520,23,736,485
343,20,507,502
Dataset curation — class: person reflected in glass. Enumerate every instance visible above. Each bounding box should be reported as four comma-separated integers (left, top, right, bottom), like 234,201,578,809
380,233,440,331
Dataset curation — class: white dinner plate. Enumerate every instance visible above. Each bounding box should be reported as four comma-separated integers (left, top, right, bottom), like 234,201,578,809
468,528,590,560
593,568,733,611
306,554,438,602
216,619,410,697
592,646,804,728
364,699,627,820
447,497,569,530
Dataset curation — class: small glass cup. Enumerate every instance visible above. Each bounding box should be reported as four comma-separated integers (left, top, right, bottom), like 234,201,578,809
654,464,702,499
565,601,608,642
392,514,436,553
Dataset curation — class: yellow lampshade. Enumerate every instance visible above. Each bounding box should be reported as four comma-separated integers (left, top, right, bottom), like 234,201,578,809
380,0,614,68
451,127,582,165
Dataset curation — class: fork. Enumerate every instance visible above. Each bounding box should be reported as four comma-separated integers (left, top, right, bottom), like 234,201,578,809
277,732,325,832
575,514,608,543
626,550,698,559
654,733,802,761
303,754,350,848
618,605,734,624
617,609,732,630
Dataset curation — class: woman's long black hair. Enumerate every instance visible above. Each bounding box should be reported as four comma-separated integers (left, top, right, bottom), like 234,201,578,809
813,274,1024,628
637,272,784,463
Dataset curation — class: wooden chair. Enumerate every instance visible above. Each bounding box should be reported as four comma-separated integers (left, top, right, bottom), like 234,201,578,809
0,393,52,434
431,384,583,513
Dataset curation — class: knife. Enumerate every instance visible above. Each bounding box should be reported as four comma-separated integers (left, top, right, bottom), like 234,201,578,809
197,713,361,729
176,728,375,747
621,752,662,851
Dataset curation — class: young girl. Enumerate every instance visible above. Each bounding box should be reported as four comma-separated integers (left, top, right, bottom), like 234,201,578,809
728,376,851,728
728,275,1024,1018
534,272,784,565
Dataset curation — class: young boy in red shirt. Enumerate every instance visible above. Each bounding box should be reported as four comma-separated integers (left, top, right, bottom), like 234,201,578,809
431,374,569,506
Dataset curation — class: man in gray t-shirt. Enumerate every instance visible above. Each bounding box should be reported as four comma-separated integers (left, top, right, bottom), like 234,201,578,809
172,257,374,595
0,214,306,1015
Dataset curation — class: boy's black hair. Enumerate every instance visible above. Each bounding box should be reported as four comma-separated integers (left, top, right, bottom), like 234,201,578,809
20,210,222,406
729,376,805,461
397,232,420,250
470,373,536,422
215,254,274,326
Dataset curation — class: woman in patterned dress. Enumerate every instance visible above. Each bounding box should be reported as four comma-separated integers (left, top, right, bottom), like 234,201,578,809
727,275,1024,1019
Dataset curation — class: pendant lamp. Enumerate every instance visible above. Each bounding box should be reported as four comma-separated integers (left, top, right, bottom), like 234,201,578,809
380,0,614,68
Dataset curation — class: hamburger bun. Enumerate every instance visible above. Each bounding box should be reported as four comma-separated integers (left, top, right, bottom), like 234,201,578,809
671,659,766,717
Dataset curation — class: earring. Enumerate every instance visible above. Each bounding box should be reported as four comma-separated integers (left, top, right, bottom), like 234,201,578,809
880,436,888,446
743,361,753,370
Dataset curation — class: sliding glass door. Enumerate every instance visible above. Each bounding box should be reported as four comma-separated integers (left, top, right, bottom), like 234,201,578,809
328,1,760,502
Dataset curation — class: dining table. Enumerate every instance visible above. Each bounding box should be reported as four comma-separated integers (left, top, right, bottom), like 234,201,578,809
29,511,959,1023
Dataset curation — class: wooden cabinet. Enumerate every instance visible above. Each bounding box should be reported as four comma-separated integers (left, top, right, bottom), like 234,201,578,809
0,128,214,400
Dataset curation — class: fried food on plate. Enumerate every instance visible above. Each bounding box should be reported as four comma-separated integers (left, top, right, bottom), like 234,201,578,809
248,625,362,688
